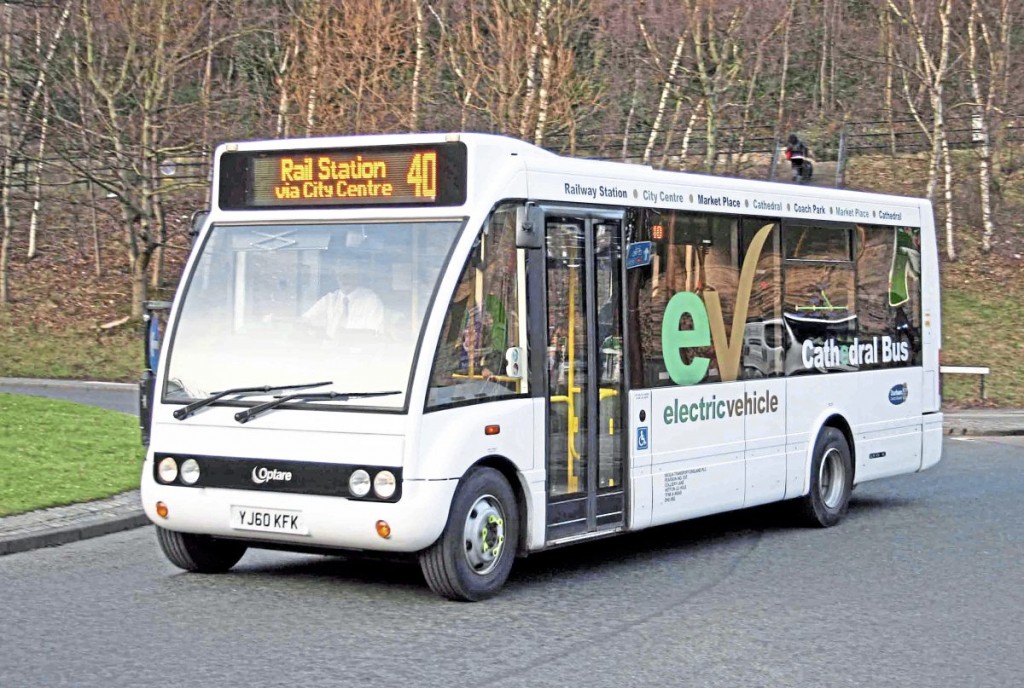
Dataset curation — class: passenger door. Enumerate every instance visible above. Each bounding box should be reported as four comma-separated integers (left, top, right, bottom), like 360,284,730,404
543,212,626,542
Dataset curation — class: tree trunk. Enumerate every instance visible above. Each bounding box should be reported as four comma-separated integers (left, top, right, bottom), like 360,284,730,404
89,180,101,277
274,29,296,138
201,1,215,203
989,0,1012,183
304,19,320,137
774,0,795,143
621,67,641,161
130,252,149,320
0,4,14,305
940,129,955,261
520,0,551,140
27,91,49,260
659,93,684,168
817,0,831,115
71,33,102,276
0,176,11,306
532,49,550,146
880,7,897,156
967,0,995,252
410,0,424,131
678,99,704,165
643,33,686,165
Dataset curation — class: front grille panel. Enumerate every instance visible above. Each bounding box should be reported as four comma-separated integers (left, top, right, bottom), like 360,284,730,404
153,453,402,502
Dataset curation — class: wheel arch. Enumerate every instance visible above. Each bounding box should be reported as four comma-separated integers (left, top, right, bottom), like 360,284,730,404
823,414,856,486
470,455,530,557
800,411,857,497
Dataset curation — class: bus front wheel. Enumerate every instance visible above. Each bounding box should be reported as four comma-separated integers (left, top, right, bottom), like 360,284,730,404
156,526,247,573
799,427,853,527
419,467,519,601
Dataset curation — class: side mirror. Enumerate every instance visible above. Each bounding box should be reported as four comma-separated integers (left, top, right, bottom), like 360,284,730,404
140,300,172,447
189,209,209,245
516,202,545,249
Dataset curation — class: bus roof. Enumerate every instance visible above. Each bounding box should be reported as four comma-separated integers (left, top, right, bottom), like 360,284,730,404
213,132,927,227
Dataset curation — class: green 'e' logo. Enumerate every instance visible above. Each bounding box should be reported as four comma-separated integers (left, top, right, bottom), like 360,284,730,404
660,223,774,385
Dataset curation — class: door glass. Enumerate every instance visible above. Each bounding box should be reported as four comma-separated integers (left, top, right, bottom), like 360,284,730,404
595,222,623,491
546,222,588,497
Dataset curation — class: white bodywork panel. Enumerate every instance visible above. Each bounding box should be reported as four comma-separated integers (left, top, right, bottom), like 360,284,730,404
145,132,941,558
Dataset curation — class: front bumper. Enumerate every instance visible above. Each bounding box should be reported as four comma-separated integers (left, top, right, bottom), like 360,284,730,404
141,472,458,553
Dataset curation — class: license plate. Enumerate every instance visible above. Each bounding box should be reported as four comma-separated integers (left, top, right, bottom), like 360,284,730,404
230,506,308,535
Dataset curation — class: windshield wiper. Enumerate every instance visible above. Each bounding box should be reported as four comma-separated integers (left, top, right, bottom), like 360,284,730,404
234,390,401,424
173,381,333,420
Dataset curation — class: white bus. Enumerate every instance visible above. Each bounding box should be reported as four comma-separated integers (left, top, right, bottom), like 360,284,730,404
141,133,943,600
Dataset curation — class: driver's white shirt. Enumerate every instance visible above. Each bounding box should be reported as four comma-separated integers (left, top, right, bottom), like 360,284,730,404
302,287,384,338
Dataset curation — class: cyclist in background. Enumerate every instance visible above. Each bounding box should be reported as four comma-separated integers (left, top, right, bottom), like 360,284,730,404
785,134,814,183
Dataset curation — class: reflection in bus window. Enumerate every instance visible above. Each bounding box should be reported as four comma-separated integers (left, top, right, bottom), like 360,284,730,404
626,213,923,385
628,209,749,387
741,218,784,378
427,204,524,409
856,225,922,366
164,221,462,409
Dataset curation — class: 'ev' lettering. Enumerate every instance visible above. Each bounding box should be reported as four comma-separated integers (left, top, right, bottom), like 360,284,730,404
661,223,774,385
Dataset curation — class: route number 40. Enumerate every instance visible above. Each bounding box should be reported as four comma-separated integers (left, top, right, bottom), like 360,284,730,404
407,152,438,198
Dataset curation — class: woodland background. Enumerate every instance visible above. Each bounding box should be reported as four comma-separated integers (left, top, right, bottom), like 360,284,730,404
0,0,1021,402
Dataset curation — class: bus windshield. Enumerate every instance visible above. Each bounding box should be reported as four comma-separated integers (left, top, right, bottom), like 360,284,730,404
163,220,464,410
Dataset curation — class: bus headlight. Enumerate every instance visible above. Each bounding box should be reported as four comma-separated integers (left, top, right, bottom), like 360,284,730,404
373,471,396,499
179,458,201,485
348,469,371,498
158,457,179,483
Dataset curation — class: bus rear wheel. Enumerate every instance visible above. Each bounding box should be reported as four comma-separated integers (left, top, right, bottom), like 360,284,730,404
156,526,247,573
799,427,853,527
419,467,519,601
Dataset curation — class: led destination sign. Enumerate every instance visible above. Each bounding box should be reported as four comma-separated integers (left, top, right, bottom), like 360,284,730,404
218,142,467,210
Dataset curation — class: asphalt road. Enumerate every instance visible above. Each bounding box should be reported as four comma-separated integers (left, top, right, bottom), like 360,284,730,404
1,437,1021,688
0,379,138,415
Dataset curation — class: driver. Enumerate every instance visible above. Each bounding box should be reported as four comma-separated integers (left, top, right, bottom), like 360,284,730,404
302,254,384,338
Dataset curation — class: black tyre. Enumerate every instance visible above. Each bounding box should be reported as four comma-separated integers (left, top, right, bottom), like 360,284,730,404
798,426,853,527
156,526,247,573
419,467,519,601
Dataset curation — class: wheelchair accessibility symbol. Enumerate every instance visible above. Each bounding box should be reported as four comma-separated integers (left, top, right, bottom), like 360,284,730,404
636,426,649,451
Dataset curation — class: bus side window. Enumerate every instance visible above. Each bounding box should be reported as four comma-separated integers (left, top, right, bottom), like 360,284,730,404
426,204,523,409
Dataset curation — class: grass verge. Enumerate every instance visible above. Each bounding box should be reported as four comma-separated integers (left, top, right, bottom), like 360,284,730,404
0,393,143,517
0,314,140,382
940,286,1024,407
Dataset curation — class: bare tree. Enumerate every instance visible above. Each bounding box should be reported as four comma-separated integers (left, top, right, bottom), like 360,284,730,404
26,90,48,261
279,0,415,137
0,3,13,305
773,0,797,147
410,0,426,130
685,0,746,172
26,10,48,261
49,0,233,317
0,0,72,306
520,0,552,140
965,0,996,252
878,4,899,155
428,0,597,147
983,0,1014,182
887,0,956,260
816,0,842,116
638,11,689,165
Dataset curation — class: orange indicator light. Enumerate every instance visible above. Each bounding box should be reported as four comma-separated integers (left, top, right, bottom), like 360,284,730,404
156,502,169,519
376,520,392,539
485,425,501,436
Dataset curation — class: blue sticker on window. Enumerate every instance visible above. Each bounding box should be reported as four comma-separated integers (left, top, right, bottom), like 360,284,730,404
636,426,649,450
626,241,652,269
